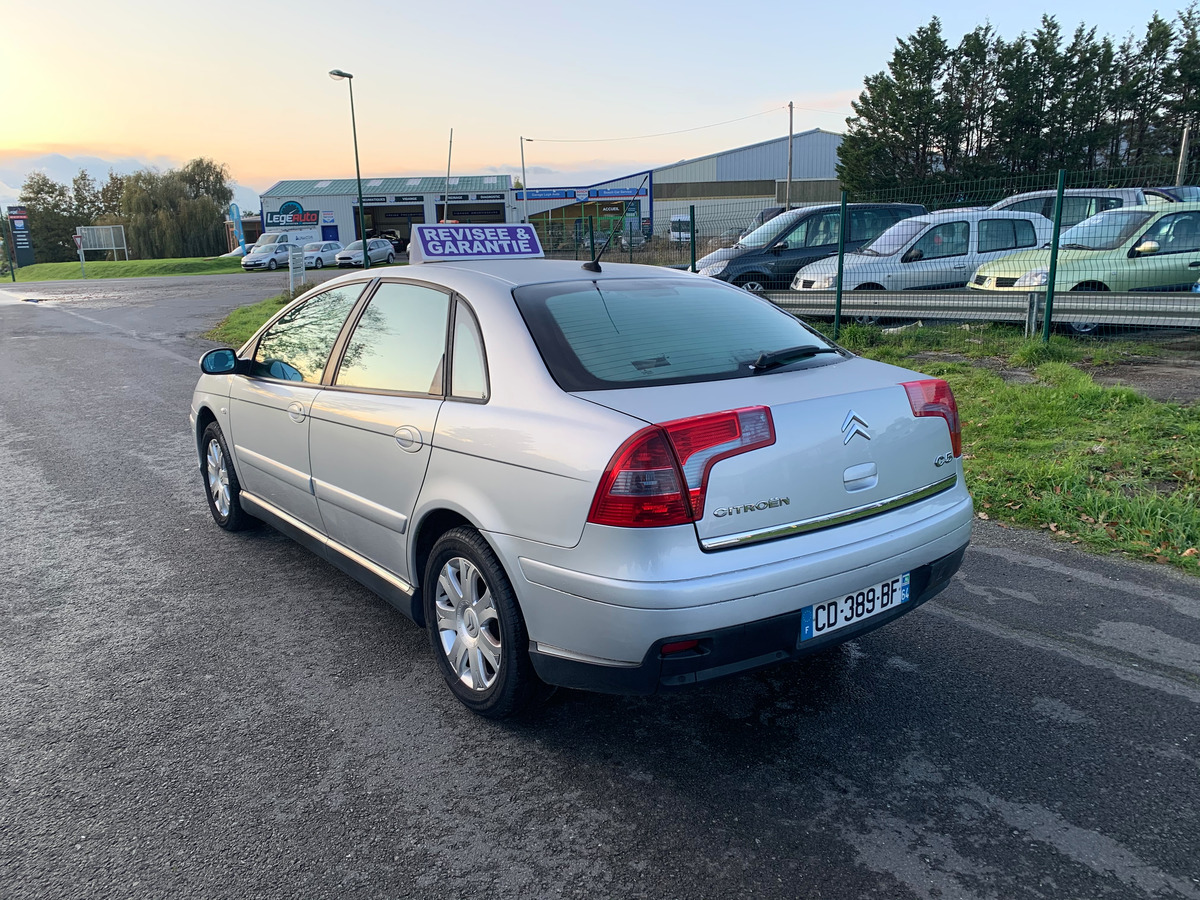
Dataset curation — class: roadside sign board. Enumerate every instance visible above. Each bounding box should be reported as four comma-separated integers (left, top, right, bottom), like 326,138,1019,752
288,244,305,293
6,206,35,266
72,234,83,249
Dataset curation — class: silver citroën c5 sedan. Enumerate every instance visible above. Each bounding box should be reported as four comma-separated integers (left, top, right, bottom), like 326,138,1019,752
191,224,973,717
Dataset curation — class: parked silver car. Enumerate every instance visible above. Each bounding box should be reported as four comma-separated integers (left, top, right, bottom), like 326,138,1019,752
792,209,1054,292
303,241,342,269
191,226,972,717
241,242,298,271
335,238,394,267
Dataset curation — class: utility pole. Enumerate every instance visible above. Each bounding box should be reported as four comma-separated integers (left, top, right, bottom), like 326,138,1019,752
785,101,794,210
520,137,530,223
1177,123,1191,187
445,128,454,222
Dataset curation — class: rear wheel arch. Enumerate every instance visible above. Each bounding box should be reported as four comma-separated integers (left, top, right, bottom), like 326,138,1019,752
412,508,508,627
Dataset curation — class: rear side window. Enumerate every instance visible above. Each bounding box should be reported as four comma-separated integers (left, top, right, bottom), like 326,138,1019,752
334,282,450,394
514,278,836,391
978,218,1039,252
1002,198,1049,218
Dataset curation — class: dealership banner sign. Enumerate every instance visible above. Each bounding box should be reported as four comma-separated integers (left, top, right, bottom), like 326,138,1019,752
409,224,543,263
265,200,319,228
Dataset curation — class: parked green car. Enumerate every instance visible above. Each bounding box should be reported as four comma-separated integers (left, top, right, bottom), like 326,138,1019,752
969,202,1200,294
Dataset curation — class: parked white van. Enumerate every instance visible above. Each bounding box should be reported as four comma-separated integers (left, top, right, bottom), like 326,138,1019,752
791,209,1054,292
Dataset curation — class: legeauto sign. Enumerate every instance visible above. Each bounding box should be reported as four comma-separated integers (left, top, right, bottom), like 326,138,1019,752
265,200,319,228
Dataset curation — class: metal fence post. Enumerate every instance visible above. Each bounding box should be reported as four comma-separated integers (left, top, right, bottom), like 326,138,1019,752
689,205,697,272
588,216,595,260
628,221,633,263
833,190,848,340
1042,168,1066,342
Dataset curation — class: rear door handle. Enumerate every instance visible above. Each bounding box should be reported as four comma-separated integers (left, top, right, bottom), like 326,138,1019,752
1188,261,1200,268
953,265,967,269
287,401,306,423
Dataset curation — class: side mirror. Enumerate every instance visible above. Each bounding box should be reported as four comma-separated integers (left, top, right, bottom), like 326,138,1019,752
200,348,241,375
773,241,789,253
902,247,924,263
1133,240,1160,256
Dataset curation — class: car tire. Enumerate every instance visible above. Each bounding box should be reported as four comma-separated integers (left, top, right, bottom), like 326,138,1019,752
1067,283,1106,334
201,421,252,532
424,526,538,718
314,258,323,269
734,276,766,293
267,258,277,271
386,253,395,265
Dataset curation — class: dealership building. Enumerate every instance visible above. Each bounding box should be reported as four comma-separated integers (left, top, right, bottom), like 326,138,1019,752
247,129,842,249
256,175,516,247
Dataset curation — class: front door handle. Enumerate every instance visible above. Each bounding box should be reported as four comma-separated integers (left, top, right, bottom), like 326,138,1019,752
394,425,422,452
953,264,967,269
1188,260,1200,268
287,401,306,423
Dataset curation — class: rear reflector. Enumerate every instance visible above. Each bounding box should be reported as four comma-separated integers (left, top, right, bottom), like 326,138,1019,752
902,379,961,457
660,639,700,655
587,407,776,528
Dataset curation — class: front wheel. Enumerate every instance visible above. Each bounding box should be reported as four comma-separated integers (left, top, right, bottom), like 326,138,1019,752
424,527,538,718
1067,283,1106,334
386,253,395,265
267,258,277,271
314,257,323,269
201,422,252,531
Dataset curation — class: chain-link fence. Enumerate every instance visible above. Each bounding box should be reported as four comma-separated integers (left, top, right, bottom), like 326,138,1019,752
527,164,1200,360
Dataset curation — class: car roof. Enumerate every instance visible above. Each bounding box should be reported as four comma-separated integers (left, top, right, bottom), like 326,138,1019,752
905,208,1050,225
992,187,1146,203
308,258,698,298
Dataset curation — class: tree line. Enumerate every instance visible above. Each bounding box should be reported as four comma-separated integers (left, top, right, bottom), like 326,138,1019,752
6,158,234,263
837,9,1200,195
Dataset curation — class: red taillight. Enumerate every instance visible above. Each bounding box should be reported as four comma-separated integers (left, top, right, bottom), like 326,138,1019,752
661,639,700,656
902,379,961,457
587,427,692,527
588,407,775,528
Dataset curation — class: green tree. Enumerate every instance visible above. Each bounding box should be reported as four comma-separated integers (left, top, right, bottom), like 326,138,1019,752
837,17,952,193
119,158,233,258
18,172,75,263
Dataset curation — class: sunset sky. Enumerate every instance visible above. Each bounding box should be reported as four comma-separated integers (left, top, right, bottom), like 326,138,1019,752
1,0,1168,207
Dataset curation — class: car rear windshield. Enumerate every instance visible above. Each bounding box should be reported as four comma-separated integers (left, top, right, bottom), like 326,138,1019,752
513,277,838,391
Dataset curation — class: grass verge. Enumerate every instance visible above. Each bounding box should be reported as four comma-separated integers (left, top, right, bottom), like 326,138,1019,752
9,256,245,282
202,281,320,346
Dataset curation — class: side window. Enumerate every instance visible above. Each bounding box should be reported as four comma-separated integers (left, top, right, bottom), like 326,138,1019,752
805,211,841,248
911,221,969,260
451,301,488,400
1142,213,1200,254
1005,198,1048,217
253,284,363,383
334,282,450,394
1014,219,1038,248
849,209,891,242
1098,197,1124,213
1060,197,1100,228
978,218,1017,253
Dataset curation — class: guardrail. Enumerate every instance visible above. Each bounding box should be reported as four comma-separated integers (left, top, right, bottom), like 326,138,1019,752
764,289,1200,332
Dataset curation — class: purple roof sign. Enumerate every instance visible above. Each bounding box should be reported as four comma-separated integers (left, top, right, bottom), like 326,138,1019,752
410,223,543,264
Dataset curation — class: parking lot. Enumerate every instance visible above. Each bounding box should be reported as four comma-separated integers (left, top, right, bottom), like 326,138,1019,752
2,274,1199,899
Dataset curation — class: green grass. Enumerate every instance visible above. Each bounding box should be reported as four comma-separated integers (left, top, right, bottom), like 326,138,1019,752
9,256,245,282
896,359,1200,574
202,281,321,346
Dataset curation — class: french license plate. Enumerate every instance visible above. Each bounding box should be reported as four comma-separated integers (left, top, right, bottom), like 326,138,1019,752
800,573,910,642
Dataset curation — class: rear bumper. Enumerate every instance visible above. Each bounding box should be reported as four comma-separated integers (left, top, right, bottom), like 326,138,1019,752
528,542,967,694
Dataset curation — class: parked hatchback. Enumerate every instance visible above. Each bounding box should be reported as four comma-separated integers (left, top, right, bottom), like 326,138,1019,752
694,203,926,292
335,238,395,267
792,209,1053,292
970,202,1200,294
241,243,297,271
191,224,972,718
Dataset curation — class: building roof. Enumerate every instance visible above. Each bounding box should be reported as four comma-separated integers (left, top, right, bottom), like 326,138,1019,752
652,128,843,173
262,175,513,197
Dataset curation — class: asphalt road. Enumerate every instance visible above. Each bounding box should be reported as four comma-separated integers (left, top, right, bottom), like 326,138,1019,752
2,274,1199,900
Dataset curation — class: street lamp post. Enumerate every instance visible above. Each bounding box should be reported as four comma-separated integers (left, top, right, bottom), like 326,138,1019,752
329,68,368,269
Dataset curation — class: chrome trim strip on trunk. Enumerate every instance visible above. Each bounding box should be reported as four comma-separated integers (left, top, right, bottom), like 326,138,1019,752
240,491,415,596
700,473,959,551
